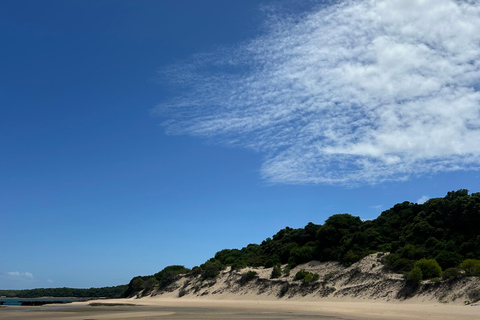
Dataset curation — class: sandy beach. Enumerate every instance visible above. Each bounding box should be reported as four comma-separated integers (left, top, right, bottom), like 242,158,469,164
1,297,480,320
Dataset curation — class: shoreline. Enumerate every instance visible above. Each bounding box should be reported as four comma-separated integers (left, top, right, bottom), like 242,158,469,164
77,296,480,320
1,296,480,319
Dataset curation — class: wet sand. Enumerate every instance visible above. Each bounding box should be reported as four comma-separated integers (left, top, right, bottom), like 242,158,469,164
0,303,341,320
2,298,480,320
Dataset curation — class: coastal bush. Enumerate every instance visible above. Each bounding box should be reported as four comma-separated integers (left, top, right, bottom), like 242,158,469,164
459,259,480,276
405,266,423,284
435,251,464,270
414,259,442,279
442,268,463,280
289,245,315,266
154,265,191,289
230,260,247,270
271,265,282,279
141,278,159,296
294,269,310,281
125,277,146,297
201,260,224,280
303,273,320,284
294,269,319,284
238,271,258,285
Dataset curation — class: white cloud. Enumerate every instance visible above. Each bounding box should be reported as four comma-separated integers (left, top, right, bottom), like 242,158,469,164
5,271,34,280
417,195,430,204
156,0,480,185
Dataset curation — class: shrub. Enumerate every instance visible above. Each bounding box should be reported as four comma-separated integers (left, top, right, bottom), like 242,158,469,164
142,277,159,296
435,251,463,270
201,261,224,280
414,259,442,279
230,260,247,270
442,267,463,280
271,265,282,279
238,271,257,285
303,273,313,284
405,266,423,284
459,259,480,276
294,269,309,281
303,273,320,284
154,265,191,289
294,269,319,284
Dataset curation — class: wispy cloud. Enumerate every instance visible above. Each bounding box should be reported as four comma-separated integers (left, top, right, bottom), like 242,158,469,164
156,0,480,185
417,195,430,204
5,271,34,280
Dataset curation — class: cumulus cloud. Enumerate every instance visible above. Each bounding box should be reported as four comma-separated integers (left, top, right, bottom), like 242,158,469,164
156,0,480,185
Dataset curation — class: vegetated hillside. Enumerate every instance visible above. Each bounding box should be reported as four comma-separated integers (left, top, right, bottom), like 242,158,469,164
126,189,480,299
129,253,480,304
0,285,128,298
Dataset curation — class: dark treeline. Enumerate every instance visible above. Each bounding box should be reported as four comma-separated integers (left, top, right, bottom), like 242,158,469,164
0,285,127,298
126,189,480,296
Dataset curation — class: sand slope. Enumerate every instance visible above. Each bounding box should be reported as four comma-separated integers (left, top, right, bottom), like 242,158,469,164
143,253,480,305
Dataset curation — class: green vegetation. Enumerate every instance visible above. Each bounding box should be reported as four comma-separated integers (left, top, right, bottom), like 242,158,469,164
459,259,480,276
294,270,319,284
126,189,480,296
0,285,127,299
124,265,191,297
237,271,258,285
414,259,442,280
270,265,282,279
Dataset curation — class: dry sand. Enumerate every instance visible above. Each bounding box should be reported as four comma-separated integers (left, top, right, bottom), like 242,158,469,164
2,297,480,320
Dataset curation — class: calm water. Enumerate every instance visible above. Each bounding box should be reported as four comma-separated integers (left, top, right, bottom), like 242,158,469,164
0,297,86,306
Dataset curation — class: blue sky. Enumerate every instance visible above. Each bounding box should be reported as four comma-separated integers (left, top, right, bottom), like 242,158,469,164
1,0,480,289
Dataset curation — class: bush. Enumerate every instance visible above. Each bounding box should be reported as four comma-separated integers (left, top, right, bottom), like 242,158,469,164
201,261,224,280
442,267,463,280
238,271,257,285
435,251,464,270
303,273,314,284
459,259,480,276
294,269,310,281
303,273,320,284
414,259,442,279
271,265,282,279
294,269,319,284
405,266,423,283
141,278,159,296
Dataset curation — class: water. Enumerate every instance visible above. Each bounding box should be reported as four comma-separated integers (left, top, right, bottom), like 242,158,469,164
0,297,85,306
